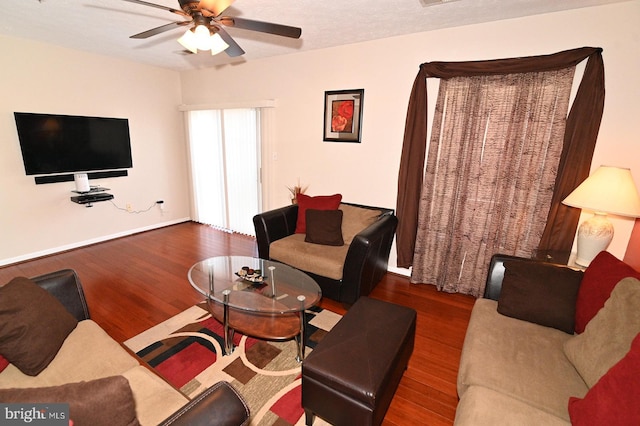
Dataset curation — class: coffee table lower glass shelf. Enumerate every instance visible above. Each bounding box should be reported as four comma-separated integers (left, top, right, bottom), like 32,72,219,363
188,256,322,361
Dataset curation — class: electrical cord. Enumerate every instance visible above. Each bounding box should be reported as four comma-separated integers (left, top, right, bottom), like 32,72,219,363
110,200,157,214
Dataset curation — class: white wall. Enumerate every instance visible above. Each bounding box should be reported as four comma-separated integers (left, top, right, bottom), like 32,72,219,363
181,1,640,273
0,36,191,265
2,2,638,271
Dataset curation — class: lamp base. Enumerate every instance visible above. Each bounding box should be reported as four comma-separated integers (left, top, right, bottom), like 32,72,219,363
575,213,614,267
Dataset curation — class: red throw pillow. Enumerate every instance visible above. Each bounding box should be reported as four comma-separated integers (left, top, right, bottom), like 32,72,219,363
295,193,342,234
575,251,640,333
568,332,640,425
0,354,9,373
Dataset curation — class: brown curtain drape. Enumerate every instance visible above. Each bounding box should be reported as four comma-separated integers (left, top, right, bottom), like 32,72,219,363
396,47,605,268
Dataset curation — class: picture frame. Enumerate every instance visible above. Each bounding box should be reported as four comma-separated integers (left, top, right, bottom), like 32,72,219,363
323,89,364,143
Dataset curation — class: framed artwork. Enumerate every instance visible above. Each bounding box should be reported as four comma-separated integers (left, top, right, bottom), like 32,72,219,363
323,89,364,142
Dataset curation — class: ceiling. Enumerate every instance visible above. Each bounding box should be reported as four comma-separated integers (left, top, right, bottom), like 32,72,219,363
0,0,628,71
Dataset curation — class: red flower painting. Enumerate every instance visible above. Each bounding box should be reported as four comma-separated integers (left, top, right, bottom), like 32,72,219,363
331,100,354,132
324,89,363,142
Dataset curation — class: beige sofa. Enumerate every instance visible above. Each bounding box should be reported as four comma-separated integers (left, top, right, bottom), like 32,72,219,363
0,269,249,426
455,252,640,425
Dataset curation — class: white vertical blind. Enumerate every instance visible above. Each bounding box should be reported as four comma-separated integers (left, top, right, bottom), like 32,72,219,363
187,108,261,236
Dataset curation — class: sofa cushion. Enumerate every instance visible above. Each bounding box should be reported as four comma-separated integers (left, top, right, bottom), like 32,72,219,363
0,375,140,426
458,298,587,421
270,234,349,280
455,385,571,426
575,251,640,333
497,260,583,334
305,209,344,246
295,193,342,234
0,320,139,388
0,277,78,376
340,204,382,244
563,277,640,388
568,332,640,426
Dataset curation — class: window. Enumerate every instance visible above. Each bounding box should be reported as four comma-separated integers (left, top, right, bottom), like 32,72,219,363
186,108,261,236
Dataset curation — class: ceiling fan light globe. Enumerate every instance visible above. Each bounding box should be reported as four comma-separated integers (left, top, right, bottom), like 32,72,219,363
194,25,212,50
177,28,198,53
209,33,229,55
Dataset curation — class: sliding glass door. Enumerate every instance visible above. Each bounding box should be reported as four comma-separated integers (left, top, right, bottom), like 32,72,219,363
187,108,261,236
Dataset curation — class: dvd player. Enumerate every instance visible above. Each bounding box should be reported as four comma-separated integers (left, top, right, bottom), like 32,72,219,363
71,192,114,204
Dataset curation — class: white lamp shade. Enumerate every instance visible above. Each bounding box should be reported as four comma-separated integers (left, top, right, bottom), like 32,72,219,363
209,33,229,55
177,26,228,56
562,166,640,218
193,25,212,51
177,28,198,53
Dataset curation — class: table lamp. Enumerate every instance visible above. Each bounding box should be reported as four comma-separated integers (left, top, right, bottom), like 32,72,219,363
562,166,640,267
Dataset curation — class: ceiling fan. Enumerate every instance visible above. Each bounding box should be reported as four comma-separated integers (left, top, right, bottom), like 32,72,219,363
122,0,302,57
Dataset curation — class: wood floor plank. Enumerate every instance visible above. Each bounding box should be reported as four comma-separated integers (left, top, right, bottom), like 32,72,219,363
0,221,474,425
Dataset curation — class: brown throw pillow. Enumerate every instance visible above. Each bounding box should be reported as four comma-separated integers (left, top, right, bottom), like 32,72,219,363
0,277,78,376
497,260,583,334
305,209,344,246
0,376,140,426
295,193,342,234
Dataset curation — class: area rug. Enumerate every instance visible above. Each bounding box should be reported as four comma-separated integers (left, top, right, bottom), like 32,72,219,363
124,303,340,425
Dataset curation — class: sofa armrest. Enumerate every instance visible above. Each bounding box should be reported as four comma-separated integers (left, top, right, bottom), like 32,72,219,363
30,269,90,321
484,254,572,301
340,213,398,304
158,381,250,426
253,204,299,259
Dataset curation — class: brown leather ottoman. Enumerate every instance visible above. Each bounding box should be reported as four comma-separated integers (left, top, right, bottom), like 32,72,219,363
302,297,416,426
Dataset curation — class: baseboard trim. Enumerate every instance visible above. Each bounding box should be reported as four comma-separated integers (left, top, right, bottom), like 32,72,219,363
387,265,410,277
0,218,191,267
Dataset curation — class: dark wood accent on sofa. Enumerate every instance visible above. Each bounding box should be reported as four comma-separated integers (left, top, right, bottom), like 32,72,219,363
0,221,474,426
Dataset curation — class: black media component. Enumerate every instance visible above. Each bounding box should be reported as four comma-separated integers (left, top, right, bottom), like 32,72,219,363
70,187,114,207
34,170,128,185
70,193,114,204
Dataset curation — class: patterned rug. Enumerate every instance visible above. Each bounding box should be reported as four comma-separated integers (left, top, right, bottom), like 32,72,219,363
124,304,340,425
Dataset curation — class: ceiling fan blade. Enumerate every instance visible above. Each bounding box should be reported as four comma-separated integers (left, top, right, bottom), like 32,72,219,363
199,0,235,17
130,21,191,39
218,16,301,39
215,27,245,57
121,0,189,17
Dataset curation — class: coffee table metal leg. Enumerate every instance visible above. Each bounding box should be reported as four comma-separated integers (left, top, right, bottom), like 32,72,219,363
296,295,306,362
223,290,234,355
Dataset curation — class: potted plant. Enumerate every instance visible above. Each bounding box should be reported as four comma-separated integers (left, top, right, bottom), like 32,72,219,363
287,180,308,204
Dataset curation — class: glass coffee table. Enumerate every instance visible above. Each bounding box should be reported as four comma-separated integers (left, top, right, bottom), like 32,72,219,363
188,256,322,361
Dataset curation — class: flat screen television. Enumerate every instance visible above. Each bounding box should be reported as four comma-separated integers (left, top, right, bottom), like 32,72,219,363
14,112,133,176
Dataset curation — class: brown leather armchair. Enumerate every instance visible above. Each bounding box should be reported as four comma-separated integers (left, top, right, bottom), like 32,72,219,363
253,202,397,305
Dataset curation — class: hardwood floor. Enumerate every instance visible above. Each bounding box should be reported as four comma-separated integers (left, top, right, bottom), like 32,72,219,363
0,221,475,425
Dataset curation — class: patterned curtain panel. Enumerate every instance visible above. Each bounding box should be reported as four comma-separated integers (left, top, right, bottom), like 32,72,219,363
410,69,574,297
